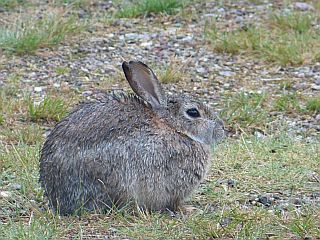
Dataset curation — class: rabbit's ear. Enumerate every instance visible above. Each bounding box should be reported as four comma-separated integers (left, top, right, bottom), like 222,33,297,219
122,61,167,108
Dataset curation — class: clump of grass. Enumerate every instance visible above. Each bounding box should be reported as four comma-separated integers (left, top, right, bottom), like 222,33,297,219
273,92,301,113
27,96,68,122
271,12,313,34
0,86,26,122
306,97,320,113
0,0,26,9
0,124,43,145
0,12,85,55
55,66,71,75
205,23,262,55
55,0,91,8
279,81,293,90
205,11,320,65
116,0,185,18
220,92,269,131
157,61,185,84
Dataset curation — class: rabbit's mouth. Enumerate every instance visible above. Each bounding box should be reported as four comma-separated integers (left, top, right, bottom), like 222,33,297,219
213,127,226,144
182,128,224,146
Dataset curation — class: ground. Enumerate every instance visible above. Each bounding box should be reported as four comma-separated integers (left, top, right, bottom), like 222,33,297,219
0,0,319,239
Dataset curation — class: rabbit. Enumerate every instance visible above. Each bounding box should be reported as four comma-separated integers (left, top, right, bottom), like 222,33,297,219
39,61,225,215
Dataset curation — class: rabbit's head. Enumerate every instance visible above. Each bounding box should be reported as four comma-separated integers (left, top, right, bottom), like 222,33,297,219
122,61,225,145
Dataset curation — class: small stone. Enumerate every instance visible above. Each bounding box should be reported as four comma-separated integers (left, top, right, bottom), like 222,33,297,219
181,36,193,42
125,33,139,40
257,195,272,207
140,41,153,47
227,179,236,187
219,71,235,77
235,16,244,24
0,191,12,198
11,183,22,190
217,8,225,13
311,84,320,90
310,192,320,199
294,2,314,11
196,67,206,74
292,198,304,206
220,217,231,227
82,90,93,97
34,87,42,92
203,13,216,18
254,130,266,139
53,83,60,88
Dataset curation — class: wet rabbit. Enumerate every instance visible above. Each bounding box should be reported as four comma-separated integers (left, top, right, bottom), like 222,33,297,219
39,61,225,215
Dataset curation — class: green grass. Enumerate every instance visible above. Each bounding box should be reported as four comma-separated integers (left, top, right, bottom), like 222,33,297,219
116,0,185,18
156,61,185,84
220,92,269,132
271,11,313,34
0,0,26,9
1,133,319,239
0,86,26,124
306,97,320,113
55,0,91,7
0,124,43,145
205,11,320,65
273,92,301,113
0,13,85,55
27,96,68,122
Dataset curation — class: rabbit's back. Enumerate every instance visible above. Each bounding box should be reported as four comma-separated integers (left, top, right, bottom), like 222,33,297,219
40,94,210,214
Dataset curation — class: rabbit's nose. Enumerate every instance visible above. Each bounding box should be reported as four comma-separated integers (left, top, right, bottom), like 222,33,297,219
213,117,226,142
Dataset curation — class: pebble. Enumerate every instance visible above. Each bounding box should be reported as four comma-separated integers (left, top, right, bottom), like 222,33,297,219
11,183,22,190
311,85,320,90
314,77,320,85
219,71,235,77
257,195,272,207
34,86,43,92
0,191,12,198
140,41,153,47
82,90,93,97
181,36,193,42
293,2,314,11
254,130,266,139
227,179,236,187
196,67,206,74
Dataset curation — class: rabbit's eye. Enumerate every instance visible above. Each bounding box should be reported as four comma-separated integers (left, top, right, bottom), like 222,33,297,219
186,108,201,118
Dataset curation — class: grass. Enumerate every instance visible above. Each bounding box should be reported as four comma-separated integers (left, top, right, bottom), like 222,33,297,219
273,92,301,113
156,59,185,84
306,97,320,113
0,86,26,125
116,0,186,18
1,133,319,239
205,11,320,65
55,0,91,8
0,0,26,9
220,92,269,132
27,96,68,122
0,12,85,55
